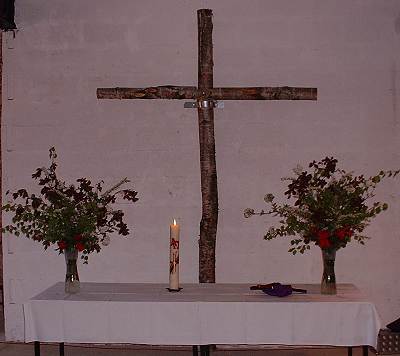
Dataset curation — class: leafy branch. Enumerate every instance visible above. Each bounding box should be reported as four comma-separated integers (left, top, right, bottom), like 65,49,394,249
244,157,399,254
2,147,139,263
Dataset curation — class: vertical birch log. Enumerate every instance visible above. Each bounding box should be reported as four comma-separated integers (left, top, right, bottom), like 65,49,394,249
197,9,217,283
0,32,3,295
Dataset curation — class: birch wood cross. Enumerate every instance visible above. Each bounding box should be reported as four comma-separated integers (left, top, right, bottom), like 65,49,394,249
97,9,317,283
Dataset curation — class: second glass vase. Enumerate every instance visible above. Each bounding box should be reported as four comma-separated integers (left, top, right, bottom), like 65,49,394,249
321,249,337,295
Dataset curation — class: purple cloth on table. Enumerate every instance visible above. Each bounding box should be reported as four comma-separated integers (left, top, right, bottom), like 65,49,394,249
262,283,307,297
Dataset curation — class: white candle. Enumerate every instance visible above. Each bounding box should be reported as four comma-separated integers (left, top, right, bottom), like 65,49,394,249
169,219,180,290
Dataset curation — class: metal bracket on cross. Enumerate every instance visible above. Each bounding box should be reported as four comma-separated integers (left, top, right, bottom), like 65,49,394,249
184,100,224,109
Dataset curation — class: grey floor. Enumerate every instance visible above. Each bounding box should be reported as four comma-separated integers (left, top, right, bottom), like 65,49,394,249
0,306,375,355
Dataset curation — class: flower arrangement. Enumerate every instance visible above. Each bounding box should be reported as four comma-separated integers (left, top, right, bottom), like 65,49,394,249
244,157,399,254
2,147,139,263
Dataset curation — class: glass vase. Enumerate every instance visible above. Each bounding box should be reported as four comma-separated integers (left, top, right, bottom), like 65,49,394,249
65,249,80,293
321,249,337,295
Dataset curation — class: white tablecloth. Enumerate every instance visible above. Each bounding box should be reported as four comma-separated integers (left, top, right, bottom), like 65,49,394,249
23,283,381,347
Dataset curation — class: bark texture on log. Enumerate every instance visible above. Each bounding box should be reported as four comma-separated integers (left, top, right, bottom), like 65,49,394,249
96,86,197,100
197,9,217,283
0,32,3,298
198,106,218,284
97,86,317,101
206,87,317,100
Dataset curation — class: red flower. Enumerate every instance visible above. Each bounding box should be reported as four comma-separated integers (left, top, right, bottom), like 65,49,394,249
319,237,331,249
316,230,331,249
335,229,347,240
75,242,85,252
57,240,67,250
317,230,330,240
335,227,353,240
344,227,353,237
74,234,83,241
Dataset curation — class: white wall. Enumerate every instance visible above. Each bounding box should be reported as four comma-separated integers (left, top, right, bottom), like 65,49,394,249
2,0,400,341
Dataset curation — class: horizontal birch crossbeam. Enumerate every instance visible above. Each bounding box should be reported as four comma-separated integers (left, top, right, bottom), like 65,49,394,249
97,86,317,101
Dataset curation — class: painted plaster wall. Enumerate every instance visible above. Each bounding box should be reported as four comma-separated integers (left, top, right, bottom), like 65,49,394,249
2,0,400,341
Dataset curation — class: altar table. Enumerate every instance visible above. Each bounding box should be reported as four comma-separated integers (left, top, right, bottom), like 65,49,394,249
23,283,381,351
